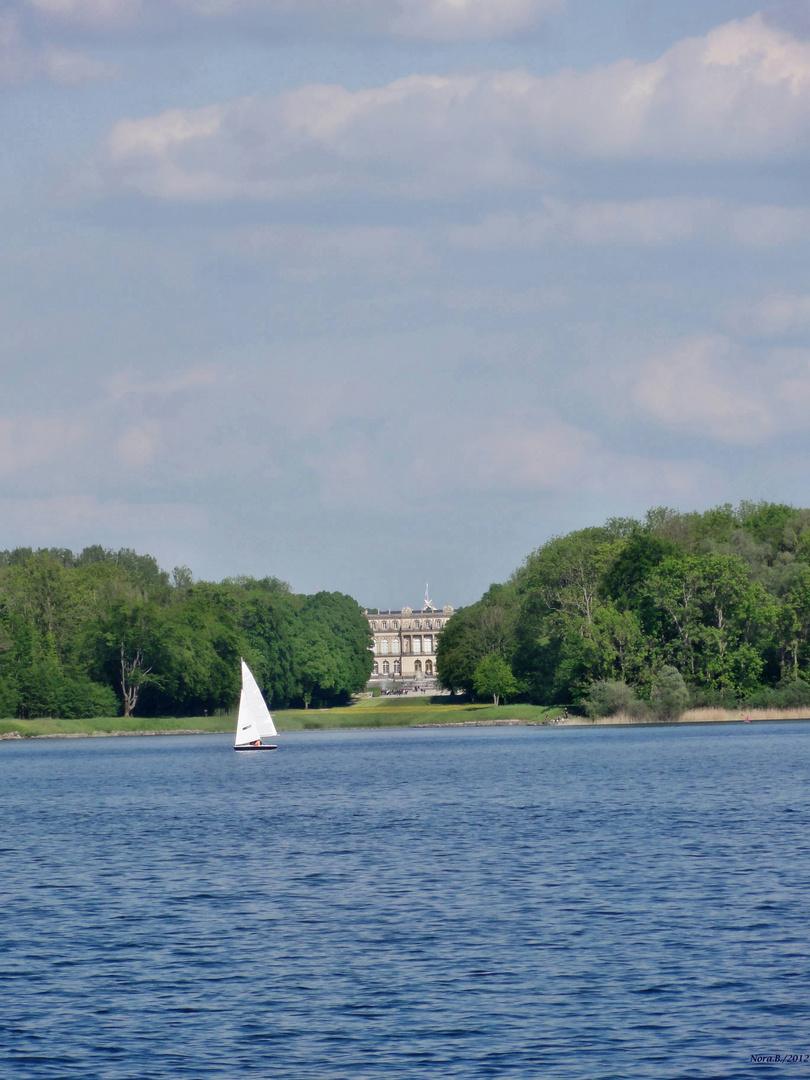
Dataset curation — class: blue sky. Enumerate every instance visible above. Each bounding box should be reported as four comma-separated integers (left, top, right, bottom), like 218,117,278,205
2,0,810,608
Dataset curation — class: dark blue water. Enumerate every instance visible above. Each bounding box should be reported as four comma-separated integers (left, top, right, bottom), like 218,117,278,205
1,723,809,1079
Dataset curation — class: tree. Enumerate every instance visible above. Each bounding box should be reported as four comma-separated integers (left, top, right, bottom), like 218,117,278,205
774,567,810,677
96,599,167,716
294,592,373,707
739,501,796,551
602,531,681,620
436,607,484,693
519,528,620,626
221,581,299,707
0,545,377,718
472,654,517,706
644,553,768,694
511,528,626,703
172,565,194,590
295,624,340,708
436,584,519,694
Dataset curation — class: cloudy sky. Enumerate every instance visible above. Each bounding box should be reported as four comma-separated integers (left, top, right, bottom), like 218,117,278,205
3,0,810,607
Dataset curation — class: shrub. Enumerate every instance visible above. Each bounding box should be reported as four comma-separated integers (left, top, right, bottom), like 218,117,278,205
61,679,120,718
691,686,741,709
775,677,810,708
583,680,634,718
651,666,690,721
625,697,652,722
583,680,651,721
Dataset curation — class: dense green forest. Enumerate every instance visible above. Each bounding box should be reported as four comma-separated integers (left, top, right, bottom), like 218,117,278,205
437,502,810,717
0,546,372,718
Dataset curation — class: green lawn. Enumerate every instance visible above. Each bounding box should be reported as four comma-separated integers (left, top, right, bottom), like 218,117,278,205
0,700,562,738
273,701,561,730
0,715,233,738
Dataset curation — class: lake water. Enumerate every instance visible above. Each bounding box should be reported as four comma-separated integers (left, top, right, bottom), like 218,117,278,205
1,723,809,1079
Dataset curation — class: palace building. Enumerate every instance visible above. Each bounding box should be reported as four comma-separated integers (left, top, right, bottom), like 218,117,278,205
364,593,454,683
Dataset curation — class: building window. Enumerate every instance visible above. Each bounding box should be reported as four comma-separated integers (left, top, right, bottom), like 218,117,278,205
424,636,433,654
373,662,379,675
413,620,421,629
425,620,432,629
381,639,389,655
394,660,401,674
425,660,433,675
391,638,400,654
381,621,388,630
393,621,399,629
383,661,389,674
414,660,422,675
413,637,422,654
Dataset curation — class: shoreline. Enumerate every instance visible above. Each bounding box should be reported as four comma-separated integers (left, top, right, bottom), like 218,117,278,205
3,707,810,741
0,728,213,740
3,702,810,742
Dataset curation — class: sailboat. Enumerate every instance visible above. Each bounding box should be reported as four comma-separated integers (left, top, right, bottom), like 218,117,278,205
234,659,278,751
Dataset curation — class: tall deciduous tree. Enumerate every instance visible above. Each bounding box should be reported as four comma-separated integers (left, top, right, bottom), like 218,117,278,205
472,654,517,706
294,592,373,707
97,599,166,716
436,583,519,694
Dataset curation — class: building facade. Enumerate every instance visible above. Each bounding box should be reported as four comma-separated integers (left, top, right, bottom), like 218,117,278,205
365,603,454,682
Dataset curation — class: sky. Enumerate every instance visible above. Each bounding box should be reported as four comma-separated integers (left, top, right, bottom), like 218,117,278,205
2,0,810,608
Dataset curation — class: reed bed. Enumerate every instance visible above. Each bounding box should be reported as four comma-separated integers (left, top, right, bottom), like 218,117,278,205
681,706,810,723
563,707,810,725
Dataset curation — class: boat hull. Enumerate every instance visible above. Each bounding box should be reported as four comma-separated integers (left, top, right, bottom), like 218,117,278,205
234,744,278,752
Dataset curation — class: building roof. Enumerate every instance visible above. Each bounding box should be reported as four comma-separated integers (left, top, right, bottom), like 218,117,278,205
364,605,454,616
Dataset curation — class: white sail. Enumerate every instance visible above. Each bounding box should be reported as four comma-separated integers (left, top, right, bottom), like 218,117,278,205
234,659,277,746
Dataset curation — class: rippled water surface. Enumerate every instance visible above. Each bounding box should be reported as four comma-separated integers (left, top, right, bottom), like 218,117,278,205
2,723,810,1078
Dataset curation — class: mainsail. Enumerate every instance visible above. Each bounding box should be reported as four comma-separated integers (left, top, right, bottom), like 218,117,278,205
235,659,278,746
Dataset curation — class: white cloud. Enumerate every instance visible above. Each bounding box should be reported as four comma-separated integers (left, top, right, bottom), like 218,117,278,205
633,336,774,445
0,11,114,84
632,335,810,446
219,224,431,282
771,349,810,413
81,13,810,203
107,366,218,403
116,422,161,467
19,0,562,39
448,199,810,249
305,404,723,513
726,291,810,335
0,415,86,476
83,77,544,200
0,366,228,503
464,420,600,490
384,0,563,41
0,495,210,553
441,421,719,501
439,285,567,314
25,0,140,29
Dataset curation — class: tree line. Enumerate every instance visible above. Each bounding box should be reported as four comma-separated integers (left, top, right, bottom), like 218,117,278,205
0,546,373,718
436,502,810,717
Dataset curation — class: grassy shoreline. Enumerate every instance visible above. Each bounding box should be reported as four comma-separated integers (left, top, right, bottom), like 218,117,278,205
2,699,809,740
0,702,563,739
